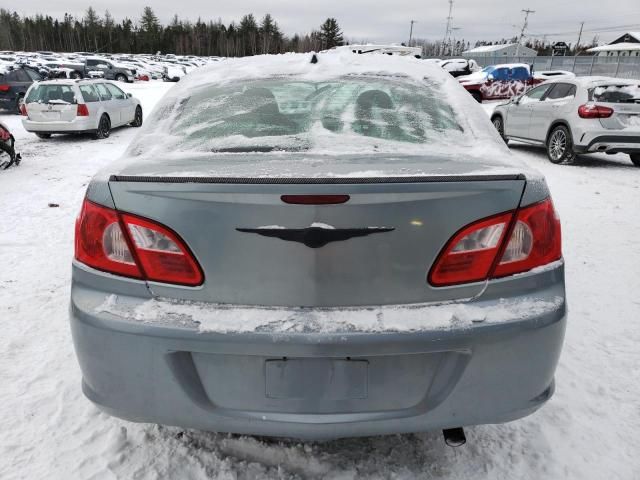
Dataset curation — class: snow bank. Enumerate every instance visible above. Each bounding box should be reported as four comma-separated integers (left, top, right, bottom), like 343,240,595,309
95,294,564,334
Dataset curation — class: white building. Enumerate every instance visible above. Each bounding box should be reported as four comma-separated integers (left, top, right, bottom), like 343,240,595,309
462,43,537,58
587,32,640,57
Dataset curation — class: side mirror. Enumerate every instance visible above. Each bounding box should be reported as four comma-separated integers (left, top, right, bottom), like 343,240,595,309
487,74,495,82
512,95,522,104
127,93,132,99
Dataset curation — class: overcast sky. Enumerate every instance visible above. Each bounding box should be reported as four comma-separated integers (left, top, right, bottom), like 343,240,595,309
11,0,640,45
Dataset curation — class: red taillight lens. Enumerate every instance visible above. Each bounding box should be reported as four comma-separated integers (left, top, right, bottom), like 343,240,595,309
578,104,613,119
75,200,143,279
428,198,562,286
120,213,203,286
429,212,513,286
20,103,27,116
0,84,10,92
77,104,89,117
75,199,203,286
493,198,562,278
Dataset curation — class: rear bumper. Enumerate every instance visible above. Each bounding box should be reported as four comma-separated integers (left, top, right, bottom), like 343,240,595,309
574,133,640,154
22,117,96,133
70,264,567,440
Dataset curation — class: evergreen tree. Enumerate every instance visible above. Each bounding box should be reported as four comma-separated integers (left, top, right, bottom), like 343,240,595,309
319,18,343,49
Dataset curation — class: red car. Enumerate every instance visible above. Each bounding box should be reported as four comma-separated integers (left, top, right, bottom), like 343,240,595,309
458,63,543,103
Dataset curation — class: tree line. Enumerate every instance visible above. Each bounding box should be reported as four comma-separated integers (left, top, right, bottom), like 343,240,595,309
0,7,345,56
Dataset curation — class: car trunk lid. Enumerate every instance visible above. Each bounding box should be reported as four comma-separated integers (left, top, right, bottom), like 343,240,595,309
106,154,527,307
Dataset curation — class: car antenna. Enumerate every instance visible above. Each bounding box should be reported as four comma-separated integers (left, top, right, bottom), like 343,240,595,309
310,54,318,64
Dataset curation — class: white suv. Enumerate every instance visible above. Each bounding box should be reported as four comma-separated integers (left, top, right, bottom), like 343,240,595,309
491,77,640,166
21,79,143,139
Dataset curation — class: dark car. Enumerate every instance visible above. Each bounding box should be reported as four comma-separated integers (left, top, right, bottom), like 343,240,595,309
0,66,43,113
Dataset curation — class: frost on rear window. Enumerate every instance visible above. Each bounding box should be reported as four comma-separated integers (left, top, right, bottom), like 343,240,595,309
591,84,640,103
26,84,77,104
132,76,466,155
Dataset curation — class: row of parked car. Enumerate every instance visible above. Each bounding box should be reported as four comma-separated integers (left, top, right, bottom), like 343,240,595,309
0,51,221,113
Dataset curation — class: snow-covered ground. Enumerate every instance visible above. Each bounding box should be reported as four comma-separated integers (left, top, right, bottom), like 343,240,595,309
1,87,639,479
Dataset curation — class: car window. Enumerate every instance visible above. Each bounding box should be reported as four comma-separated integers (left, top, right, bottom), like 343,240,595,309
510,67,530,81
94,83,112,101
492,68,510,81
520,84,552,104
545,83,576,101
590,84,640,103
25,84,77,104
105,83,126,100
79,85,100,103
133,76,466,155
24,69,42,81
14,70,31,82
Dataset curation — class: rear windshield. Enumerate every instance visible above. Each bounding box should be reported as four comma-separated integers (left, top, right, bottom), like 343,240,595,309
26,84,77,104
590,84,640,103
135,76,464,154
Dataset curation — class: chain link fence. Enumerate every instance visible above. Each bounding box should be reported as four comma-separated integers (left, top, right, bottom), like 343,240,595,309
431,56,640,80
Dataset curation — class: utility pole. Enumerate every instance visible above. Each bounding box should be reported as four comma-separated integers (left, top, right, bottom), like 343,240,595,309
575,21,584,55
409,20,416,46
516,8,535,56
442,0,454,56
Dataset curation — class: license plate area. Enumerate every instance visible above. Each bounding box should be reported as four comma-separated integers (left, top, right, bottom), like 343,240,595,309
265,358,368,400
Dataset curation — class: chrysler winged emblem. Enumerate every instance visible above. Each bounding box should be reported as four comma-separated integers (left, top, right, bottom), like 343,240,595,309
237,225,394,248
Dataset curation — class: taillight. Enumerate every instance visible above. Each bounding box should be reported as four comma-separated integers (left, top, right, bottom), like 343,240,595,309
77,104,89,116
75,199,203,286
578,104,613,119
492,198,561,278
429,198,561,286
0,84,10,92
20,104,27,116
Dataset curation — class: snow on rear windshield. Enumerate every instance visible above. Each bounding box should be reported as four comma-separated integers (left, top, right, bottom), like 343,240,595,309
591,84,640,103
130,75,468,155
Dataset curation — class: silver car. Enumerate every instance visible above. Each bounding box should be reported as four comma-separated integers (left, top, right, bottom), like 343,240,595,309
22,79,143,139
491,76,640,165
70,54,566,442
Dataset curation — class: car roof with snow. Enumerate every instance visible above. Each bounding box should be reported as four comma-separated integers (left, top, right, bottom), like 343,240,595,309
486,63,531,70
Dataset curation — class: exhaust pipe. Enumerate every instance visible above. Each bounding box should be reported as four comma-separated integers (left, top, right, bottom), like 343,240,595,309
443,427,466,447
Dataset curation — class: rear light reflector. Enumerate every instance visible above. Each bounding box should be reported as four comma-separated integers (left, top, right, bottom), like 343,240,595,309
281,195,350,205
20,104,27,116
429,198,562,286
0,84,9,92
77,104,90,116
578,104,613,119
75,199,203,286
429,212,513,286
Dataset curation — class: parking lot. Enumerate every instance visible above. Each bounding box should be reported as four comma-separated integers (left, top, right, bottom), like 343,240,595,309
0,77,638,479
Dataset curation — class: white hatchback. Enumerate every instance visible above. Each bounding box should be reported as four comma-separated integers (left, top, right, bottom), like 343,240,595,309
21,79,143,139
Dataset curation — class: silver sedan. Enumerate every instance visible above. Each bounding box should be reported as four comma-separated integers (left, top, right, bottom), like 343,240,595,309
70,54,566,443
22,79,143,139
